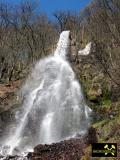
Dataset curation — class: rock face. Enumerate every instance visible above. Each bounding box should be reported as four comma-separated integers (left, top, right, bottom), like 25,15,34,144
27,127,97,160
0,80,22,140
28,138,86,160
0,80,21,113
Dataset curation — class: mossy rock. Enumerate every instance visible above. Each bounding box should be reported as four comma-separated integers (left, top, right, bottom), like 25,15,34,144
82,114,120,160
88,86,102,102
92,114,120,143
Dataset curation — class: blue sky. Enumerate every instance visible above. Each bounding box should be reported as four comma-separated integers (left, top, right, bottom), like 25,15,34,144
4,0,92,18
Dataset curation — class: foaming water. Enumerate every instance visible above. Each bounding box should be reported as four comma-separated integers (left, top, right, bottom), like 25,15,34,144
0,31,91,156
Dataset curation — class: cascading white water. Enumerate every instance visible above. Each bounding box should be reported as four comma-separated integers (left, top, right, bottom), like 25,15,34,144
40,112,54,144
6,80,45,155
0,31,91,156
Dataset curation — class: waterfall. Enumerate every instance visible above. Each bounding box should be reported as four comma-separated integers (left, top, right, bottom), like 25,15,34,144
40,112,54,144
0,31,92,156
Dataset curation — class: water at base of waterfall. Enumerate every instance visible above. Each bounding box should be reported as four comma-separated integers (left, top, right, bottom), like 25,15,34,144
0,31,92,158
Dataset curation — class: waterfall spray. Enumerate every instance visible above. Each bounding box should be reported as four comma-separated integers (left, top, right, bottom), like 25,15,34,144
0,31,91,156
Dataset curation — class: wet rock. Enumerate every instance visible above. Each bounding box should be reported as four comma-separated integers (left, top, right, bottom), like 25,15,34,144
28,128,97,160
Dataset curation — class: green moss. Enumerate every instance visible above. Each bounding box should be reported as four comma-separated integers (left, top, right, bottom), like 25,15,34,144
102,99,111,106
88,94,98,101
92,113,120,144
92,119,109,128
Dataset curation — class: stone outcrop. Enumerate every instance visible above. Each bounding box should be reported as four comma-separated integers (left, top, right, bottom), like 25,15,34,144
27,127,97,160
